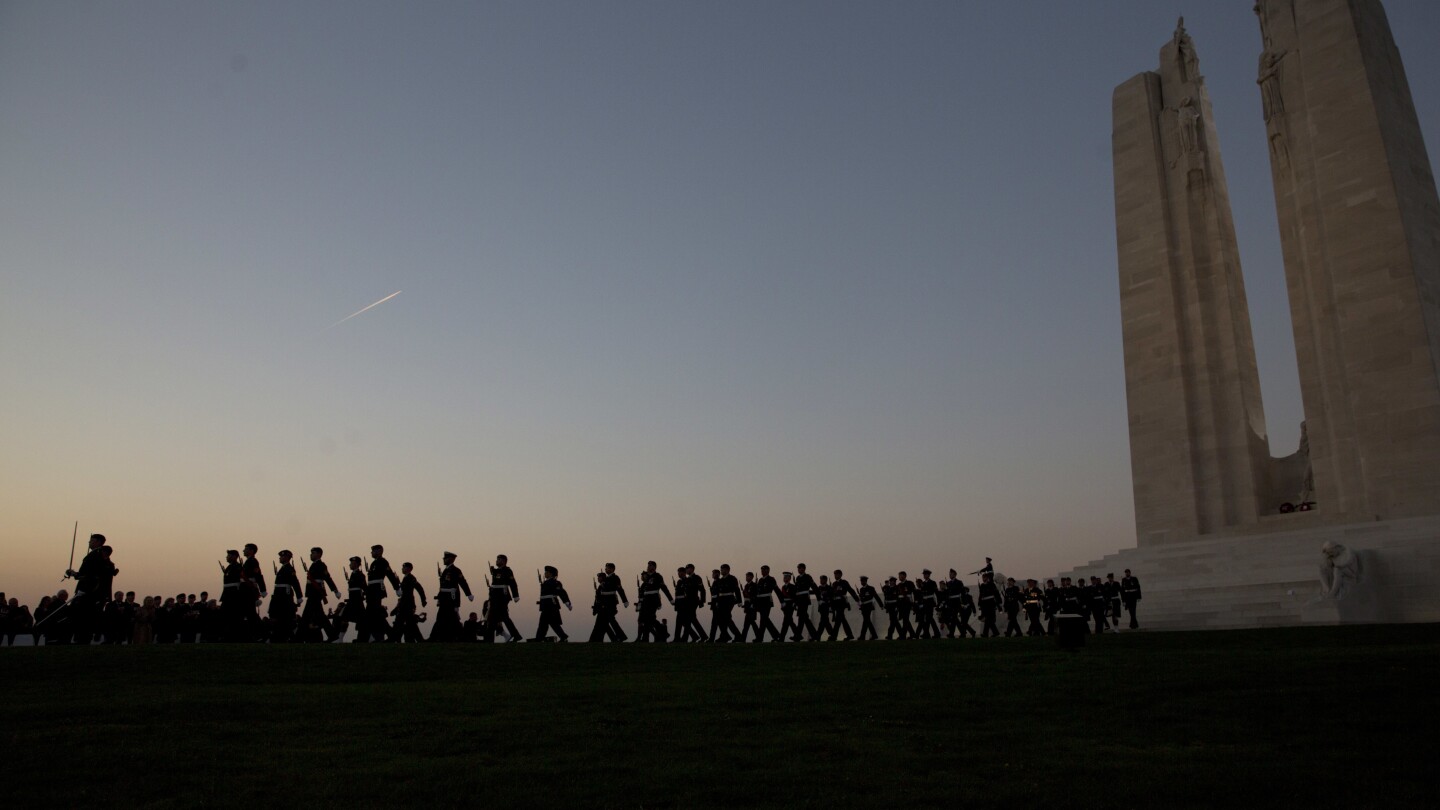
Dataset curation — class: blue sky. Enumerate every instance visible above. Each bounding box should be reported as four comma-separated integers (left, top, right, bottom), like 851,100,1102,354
3,1,1438,618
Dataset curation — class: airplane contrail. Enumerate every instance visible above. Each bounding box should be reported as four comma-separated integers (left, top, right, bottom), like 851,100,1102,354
327,290,402,329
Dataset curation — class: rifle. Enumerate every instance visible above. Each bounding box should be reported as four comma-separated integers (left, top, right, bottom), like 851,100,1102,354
273,561,280,576
438,562,444,579
61,521,77,582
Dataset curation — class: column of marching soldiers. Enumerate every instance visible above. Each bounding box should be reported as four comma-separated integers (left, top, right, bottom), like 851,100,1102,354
5,535,1145,646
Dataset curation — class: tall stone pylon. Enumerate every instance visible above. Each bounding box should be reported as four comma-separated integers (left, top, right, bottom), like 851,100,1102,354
1258,0,1440,522
1112,21,1274,544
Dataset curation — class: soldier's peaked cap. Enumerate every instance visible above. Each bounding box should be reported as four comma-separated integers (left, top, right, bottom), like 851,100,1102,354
371,544,383,551
544,565,558,575
349,555,362,563
443,551,457,559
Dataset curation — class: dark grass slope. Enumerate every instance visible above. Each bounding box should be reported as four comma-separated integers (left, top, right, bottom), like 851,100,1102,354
2,625,1436,809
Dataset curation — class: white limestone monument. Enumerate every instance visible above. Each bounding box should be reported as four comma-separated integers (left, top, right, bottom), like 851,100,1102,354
1065,0,1440,628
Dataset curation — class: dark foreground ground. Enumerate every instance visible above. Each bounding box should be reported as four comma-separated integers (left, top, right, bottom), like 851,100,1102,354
2,625,1436,809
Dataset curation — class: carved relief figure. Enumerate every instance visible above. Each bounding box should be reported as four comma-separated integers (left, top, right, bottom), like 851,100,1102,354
1177,96,1201,154
1173,18,1200,83
1316,542,1362,601
1258,49,1286,121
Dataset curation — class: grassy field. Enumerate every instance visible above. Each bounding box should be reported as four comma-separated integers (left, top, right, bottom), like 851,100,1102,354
2,625,1436,809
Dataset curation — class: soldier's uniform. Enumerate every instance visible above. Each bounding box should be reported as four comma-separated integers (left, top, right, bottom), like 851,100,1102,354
957,584,978,637
857,581,881,640
1088,579,1110,633
220,558,246,641
1003,581,1023,637
636,571,673,642
1060,580,1083,627
882,582,899,640
915,576,941,639
589,572,628,642
269,560,302,642
750,573,782,642
532,568,571,641
977,577,1002,637
392,569,427,643
777,579,798,642
1023,582,1044,636
790,571,821,641
1121,572,1143,629
814,580,834,640
738,579,759,642
69,542,112,643
708,572,742,642
240,552,267,642
673,573,696,642
828,577,858,641
942,576,966,637
364,554,400,642
341,563,367,640
892,579,916,640
485,563,522,642
430,558,472,642
301,558,339,642
1103,575,1123,626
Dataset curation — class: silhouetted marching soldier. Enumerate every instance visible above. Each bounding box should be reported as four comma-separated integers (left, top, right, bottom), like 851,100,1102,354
361,545,400,642
484,555,522,642
1043,579,1060,635
1088,576,1110,633
429,552,472,642
709,564,742,642
942,570,966,637
636,561,673,642
219,549,246,641
391,562,427,642
531,566,572,642
1104,573,1123,627
589,563,629,642
749,565,782,642
238,543,267,642
827,570,858,641
857,576,880,640
269,550,302,642
341,556,367,641
882,577,899,640
1059,577,1082,632
738,572,759,642
1023,578,1044,636
790,564,821,642
915,570,941,639
814,575,835,639
1121,569,1142,629
970,557,994,577
683,564,708,641
957,581,977,637
61,533,112,644
301,547,340,642
892,572,916,640
673,566,698,642
777,572,799,642
977,572,1002,637
1003,577,1023,637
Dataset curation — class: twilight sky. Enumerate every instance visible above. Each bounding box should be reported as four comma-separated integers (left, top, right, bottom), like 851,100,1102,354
3,1,1438,629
